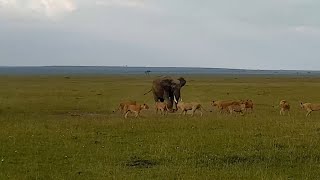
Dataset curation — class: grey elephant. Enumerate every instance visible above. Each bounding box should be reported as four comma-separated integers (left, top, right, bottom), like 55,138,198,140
145,76,186,111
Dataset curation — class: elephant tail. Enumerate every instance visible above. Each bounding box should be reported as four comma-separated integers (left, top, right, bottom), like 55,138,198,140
144,89,152,95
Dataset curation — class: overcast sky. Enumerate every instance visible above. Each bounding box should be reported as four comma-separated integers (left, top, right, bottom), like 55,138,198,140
0,0,319,70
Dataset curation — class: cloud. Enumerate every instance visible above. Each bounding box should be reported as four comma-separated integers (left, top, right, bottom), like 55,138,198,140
95,0,145,8
289,25,320,36
0,0,17,7
0,0,76,19
28,0,76,17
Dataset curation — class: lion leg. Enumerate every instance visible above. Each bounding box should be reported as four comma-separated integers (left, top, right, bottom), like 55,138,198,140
135,111,140,118
124,111,130,119
180,109,184,116
184,110,187,116
306,110,312,117
191,109,195,116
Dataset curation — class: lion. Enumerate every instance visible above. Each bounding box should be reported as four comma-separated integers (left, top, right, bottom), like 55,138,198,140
300,102,320,117
177,102,205,116
123,103,149,119
227,103,246,115
240,99,254,112
279,100,290,116
211,100,241,113
113,100,137,113
155,102,169,115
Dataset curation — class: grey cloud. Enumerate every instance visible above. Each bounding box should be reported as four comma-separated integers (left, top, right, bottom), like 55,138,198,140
0,0,319,70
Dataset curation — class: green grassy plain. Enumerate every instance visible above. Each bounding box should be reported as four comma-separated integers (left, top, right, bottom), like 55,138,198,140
1,75,320,179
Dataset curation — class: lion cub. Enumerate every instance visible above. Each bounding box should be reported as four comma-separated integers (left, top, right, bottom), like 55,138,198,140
123,103,149,119
155,102,169,115
279,100,290,115
177,102,204,116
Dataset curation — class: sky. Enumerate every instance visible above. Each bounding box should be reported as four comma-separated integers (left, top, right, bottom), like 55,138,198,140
0,0,319,70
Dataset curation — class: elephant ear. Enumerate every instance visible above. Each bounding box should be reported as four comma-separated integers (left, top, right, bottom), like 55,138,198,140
178,77,186,87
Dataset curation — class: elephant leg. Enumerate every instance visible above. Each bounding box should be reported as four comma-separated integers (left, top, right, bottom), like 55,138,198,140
153,91,159,102
163,91,173,111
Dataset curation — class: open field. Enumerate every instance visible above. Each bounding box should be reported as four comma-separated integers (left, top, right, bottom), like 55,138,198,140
1,75,320,179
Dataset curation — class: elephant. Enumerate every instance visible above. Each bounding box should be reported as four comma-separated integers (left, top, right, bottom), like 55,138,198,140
151,76,186,111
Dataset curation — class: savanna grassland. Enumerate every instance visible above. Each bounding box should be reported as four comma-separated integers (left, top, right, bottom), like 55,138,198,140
1,75,320,179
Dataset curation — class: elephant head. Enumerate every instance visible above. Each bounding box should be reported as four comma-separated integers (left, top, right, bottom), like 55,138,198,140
152,76,186,111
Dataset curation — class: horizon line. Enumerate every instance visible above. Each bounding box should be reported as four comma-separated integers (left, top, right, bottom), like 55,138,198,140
0,65,319,72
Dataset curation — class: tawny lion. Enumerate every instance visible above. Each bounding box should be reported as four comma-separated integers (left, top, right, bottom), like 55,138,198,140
227,103,246,115
155,102,169,116
240,99,254,112
300,102,320,117
211,100,241,113
123,103,149,119
113,100,137,113
279,100,290,116
177,102,205,116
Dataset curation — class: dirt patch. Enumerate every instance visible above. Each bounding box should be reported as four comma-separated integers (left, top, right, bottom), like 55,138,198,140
125,156,158,168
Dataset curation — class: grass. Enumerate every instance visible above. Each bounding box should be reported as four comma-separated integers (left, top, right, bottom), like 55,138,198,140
1,75,320,179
